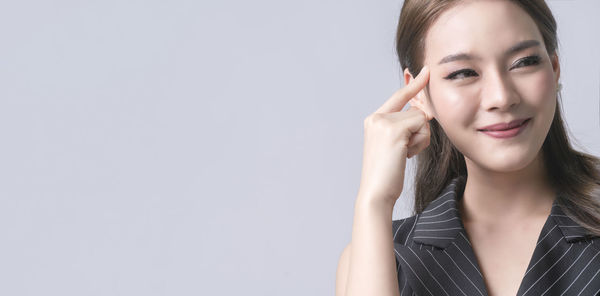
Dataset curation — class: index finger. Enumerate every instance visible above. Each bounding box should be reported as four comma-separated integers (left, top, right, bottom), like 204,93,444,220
375,65,430,114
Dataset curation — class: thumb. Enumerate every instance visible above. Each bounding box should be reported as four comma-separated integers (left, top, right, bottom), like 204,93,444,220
408,101,433,121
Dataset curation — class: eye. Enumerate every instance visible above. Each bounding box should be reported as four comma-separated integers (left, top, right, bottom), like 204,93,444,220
444,69,479,80
443,55,543,81
510,55,542,70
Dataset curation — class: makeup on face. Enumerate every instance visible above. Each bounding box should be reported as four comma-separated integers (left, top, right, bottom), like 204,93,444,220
419,0,558,172
437,42,545,84
478,118,532,139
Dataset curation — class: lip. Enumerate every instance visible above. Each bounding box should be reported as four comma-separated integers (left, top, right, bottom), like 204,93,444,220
479,118,531,139
478,118,530,131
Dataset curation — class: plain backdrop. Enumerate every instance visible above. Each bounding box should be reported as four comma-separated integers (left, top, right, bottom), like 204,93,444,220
0,0,598,295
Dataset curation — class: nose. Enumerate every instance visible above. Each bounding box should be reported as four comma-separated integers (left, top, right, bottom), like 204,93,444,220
480,70,519,111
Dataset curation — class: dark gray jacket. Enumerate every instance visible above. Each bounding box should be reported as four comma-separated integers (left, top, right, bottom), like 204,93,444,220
392,177,600,296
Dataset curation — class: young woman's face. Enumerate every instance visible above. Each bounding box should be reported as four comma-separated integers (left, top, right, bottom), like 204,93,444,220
421,0,560,173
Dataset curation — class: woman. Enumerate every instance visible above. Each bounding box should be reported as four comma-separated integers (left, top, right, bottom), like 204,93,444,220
336,0,600,295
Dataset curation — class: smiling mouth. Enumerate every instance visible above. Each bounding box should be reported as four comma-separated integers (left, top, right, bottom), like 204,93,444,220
478,118,531,131
478,118,532,139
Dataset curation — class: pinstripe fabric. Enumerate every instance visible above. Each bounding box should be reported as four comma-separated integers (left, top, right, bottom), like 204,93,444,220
392,177,600,296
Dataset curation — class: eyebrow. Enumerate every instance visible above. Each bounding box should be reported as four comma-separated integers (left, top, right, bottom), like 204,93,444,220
437,39,541,65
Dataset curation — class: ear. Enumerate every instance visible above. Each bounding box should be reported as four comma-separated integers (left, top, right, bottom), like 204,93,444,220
550,52,560,85
403,67,434,120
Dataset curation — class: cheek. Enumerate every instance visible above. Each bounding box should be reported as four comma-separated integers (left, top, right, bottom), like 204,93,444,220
429,83,479,127
515,68,556,107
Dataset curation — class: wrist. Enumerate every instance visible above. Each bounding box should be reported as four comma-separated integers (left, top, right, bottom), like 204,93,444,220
355,191,397,213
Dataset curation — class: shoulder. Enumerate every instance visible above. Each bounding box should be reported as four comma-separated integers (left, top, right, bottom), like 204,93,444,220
391,176,466,247
392,214,419,246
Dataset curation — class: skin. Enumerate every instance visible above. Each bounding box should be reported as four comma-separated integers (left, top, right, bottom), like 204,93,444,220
336,0,561,295
406,0,561,295
338,69,431,296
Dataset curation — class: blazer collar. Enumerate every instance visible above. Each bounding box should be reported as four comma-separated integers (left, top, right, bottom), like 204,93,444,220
412,177,597,249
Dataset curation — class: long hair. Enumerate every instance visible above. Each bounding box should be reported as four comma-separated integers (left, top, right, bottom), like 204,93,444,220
395,0,600,235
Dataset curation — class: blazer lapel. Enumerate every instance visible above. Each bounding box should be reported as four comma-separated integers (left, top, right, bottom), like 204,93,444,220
515,200,600,296
394,177,600,296
395,177,489,296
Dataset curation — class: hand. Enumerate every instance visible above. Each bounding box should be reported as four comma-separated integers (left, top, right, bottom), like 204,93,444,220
357,66,432,206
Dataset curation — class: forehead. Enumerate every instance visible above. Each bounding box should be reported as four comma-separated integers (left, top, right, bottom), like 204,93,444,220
424,0,543,62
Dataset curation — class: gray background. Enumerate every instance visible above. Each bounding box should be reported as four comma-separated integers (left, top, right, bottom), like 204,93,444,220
0,0,598,295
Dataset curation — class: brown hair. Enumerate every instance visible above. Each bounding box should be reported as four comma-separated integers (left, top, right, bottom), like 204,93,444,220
395,0,600,235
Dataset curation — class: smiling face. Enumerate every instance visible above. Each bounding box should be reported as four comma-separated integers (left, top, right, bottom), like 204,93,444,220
409,0,560,173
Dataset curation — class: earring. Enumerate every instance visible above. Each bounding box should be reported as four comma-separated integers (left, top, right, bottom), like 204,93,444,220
556,83,563,92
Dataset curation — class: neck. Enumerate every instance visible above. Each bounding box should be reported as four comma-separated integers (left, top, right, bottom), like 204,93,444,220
460,151,556,225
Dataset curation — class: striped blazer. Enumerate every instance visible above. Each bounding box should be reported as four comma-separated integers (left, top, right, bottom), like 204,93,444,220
392,177,600,296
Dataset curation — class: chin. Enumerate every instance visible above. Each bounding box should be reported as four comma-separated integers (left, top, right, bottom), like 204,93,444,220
486,158,532,172
468,148,540,173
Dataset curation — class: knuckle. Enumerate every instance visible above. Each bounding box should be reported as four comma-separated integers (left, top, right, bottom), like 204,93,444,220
365,113,384,126
371,113,385,121
423,125,431,136
397,130,411,145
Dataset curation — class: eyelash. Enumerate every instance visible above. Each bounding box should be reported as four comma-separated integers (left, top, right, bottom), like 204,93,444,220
443,55,542,80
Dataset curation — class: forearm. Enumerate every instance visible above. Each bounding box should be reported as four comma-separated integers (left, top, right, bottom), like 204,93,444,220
345,194,400,296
